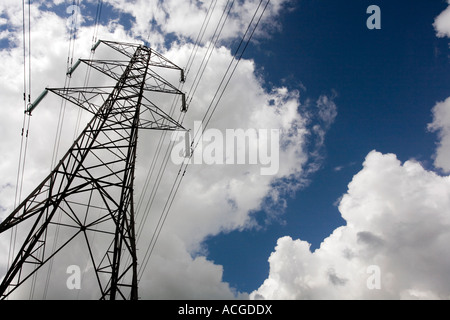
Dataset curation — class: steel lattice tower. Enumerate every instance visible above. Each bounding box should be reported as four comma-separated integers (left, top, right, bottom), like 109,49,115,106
0,40,186,300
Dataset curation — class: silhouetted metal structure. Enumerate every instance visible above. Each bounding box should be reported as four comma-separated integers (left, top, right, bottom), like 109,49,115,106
0,40,186,300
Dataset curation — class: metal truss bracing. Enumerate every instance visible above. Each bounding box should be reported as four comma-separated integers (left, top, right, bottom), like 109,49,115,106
0,41,186,300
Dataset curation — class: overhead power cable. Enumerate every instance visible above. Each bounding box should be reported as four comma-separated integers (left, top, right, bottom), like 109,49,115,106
8,0,34,298
136,0,271,283
134,0,233,244
133,0,236,254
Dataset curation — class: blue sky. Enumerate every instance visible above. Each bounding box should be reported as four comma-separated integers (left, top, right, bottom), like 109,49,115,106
206,0,450,294
1,0,450,300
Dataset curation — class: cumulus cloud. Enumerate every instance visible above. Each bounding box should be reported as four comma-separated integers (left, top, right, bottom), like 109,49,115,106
251,151,450,300
250,3,450,301
434,0,450,38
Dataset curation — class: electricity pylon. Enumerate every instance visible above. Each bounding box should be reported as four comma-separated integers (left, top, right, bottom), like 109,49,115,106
0,40,186,300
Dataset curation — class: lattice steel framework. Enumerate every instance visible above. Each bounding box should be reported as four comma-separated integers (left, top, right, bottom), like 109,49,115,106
0,40,186,300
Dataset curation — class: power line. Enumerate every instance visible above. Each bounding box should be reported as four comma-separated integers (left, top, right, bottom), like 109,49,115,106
134,0,235,260
184,0,219,78
130,1,237,286
136,0,271,283
135,0,221,225
186,0,235,110
133,0,231,243
8,0,33,296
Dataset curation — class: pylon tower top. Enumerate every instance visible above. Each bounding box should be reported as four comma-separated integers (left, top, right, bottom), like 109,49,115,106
0,40,186,300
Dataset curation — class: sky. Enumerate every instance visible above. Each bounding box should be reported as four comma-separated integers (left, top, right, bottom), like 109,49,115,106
0,0,450,300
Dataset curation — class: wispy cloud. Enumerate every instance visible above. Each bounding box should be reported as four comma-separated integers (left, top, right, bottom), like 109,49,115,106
428,97,450,173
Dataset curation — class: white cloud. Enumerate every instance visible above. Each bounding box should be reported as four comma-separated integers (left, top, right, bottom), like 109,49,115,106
316,94,338,127
137,233,248,299
0,0,333,300
428,97,450,173
251,151,450,300
434,0,450,38
102,0,291,48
